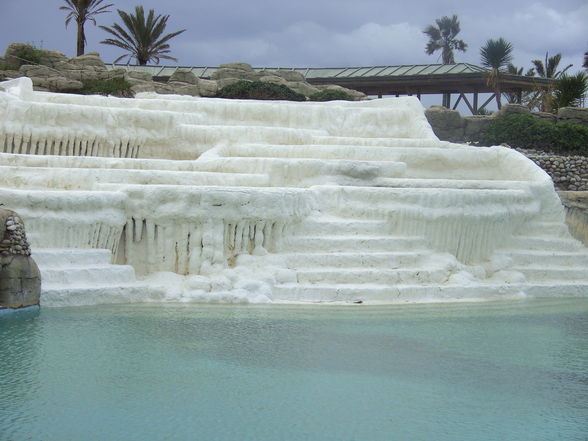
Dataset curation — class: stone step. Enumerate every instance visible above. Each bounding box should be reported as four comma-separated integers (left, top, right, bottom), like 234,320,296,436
40,265,136,285
283,251,424,268
517,221,571,237
0,165,268,189
504,250,588,266
272,283,527,303
284,235,425,252
315,186,535,218
295,216,389,235
0,152,213,172
513,266,588,282
32,248,113,267
507,236,583,251
296,268,448,284
41,283,165,307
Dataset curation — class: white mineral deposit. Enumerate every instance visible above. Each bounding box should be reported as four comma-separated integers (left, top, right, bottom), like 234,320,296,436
1,77,587,305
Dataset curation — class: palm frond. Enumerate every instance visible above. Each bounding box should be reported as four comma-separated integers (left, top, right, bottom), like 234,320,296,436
100,6,185,65
423,15,466,65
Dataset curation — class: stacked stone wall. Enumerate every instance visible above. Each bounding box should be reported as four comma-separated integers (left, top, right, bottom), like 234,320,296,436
517,149,588,191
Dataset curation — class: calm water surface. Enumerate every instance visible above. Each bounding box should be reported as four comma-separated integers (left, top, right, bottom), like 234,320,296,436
1,298,587,441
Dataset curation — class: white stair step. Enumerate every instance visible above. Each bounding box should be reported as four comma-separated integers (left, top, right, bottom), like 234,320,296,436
32,248,113,267
508,237,583,251
296,268,448,284
0,165,268,189
40,265,136,285
295,217,388,235
517,222,571,237
505,250,588,266
41,283,165,307
284,251,424,268
513,267,588,282
284,235,425,252
272,283,526,303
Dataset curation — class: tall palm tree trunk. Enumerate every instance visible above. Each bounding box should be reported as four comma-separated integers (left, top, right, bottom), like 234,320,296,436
77,20,85,56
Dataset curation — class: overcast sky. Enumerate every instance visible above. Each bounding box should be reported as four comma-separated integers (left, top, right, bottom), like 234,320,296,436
1,0,586,72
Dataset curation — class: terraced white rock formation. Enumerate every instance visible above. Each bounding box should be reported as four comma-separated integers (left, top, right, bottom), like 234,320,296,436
1,77,587,305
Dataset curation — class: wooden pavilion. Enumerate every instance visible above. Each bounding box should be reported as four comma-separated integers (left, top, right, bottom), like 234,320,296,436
111,63,554,114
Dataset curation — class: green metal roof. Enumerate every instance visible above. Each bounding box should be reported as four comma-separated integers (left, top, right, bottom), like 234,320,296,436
107,63,489,79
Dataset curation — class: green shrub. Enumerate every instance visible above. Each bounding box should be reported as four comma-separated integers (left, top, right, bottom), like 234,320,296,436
79,77,134,98
14,44,42,65
552,72,588,111
309,89,354,101
482,113,588,155
215,80,306,101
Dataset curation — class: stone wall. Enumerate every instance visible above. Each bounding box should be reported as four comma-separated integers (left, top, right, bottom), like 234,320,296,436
520,149,588,191
558,192,588,246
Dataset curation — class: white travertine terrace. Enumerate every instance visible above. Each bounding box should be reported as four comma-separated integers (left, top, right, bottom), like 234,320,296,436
1,77,587,305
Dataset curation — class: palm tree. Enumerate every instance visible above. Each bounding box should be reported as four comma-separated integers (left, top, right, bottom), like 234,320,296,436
505,63,535,104
552,72,587,110
99,6,186,65
423,15,467,64
531,52,572,79
60,0,113,56
480,38,513,109
530,52,572,112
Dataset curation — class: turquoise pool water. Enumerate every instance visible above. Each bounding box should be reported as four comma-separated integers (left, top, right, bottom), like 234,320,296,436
1,298,587,441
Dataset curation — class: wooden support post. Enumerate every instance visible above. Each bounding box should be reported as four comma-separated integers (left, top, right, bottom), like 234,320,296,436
452,93,464,110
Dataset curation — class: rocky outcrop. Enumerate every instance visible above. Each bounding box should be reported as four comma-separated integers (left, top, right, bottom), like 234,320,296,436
0,208,41,309
426,103,588,143
424,106,464,142
1,44,366,100
558,107,588,126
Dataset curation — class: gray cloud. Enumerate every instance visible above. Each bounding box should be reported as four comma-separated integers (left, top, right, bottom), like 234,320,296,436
0,0,586,72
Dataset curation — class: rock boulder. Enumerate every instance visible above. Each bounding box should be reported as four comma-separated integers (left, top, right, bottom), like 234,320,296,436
0,208,41,309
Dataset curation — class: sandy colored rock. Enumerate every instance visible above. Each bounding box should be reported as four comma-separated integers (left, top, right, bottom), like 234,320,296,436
125,71,153,82
212,68,260,82
168,81,200,96
217,77,243,89
20,65,61,78
169,70,198,85
197,78,218,97
286,81,319,97
273,70,306,82
259,75,288,85
219,62,255,72
425,106,464,142
558,107,588,126
69,52,106,69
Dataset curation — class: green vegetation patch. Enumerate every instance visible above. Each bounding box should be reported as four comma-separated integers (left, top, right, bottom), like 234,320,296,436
215,80,306,101
482,113,588,156
14,44,42,66
79,77,134,98
309,89,354,101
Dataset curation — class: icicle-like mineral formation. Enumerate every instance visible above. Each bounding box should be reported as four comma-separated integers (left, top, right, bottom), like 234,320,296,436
1,77,587,305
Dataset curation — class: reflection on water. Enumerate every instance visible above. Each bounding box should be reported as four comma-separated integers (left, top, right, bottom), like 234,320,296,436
1,298,587,441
